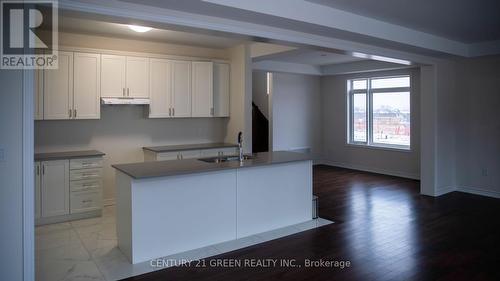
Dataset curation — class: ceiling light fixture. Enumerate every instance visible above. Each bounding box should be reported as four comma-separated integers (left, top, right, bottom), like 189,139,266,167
128,25,153,33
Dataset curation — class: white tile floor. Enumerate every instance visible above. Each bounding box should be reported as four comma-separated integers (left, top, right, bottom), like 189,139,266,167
36,205,333,281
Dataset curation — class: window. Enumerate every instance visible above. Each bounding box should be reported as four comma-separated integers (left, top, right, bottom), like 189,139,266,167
347,75,411,150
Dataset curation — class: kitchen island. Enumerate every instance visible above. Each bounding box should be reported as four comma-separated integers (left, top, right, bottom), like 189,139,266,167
112,151,313,264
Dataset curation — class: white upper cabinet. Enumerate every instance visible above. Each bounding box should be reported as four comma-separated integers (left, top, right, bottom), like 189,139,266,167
149,59,172,118
73,52,101,119
213,63,230,117
191,61,214,117
171,60,192,117
34,70,44,120
43,51,73,120
41,160,70,217
126,56,150,98
101,54,126,98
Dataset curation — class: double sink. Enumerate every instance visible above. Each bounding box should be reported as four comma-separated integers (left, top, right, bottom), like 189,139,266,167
198,155,255,163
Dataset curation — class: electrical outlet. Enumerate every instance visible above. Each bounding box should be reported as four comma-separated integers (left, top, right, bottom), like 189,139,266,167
481,168,488,177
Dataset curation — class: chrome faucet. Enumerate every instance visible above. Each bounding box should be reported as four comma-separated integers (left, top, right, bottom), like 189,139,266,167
238,132,244,162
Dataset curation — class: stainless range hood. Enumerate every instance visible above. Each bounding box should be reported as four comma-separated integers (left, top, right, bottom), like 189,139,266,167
101,98,150,105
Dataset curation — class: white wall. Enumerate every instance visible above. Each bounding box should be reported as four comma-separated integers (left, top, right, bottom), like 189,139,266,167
35,106,227,202
59,32,229,59
321,68,421,179
252,70,269,119
0,70,24,280
271,72,322,157
455,55,500,198
224,44,252,152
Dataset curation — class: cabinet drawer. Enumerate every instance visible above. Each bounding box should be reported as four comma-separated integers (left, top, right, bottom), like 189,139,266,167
70,190,101,214
178,150,201,159
220,147,237,156
70,158,103,170
200,149,220,157
70,179,101,192
157,152,180,161
70,168,102,181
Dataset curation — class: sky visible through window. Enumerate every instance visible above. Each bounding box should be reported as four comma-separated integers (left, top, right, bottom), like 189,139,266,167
350,76,410,148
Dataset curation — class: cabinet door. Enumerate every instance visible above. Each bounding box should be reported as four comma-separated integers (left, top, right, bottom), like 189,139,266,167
149,59,172,118
73,52,101,119
34,70,44,120
41,160,70,217
157,152,180,161
35,162,41,219
101,54,126,98
191,61,213,117
200,149,220,158
126,56,150,98
179,150,201,159
43,51,73,120
171,60,191,117
213,63,230,117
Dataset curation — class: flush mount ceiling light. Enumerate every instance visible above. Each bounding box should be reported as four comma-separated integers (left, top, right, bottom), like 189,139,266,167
128,25,153,33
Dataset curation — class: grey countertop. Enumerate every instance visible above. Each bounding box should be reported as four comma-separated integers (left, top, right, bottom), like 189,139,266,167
143,142,238,153
112,151,312,179
35,150,105,161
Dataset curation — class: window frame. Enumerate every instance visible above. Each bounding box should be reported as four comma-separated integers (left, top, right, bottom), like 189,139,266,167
347,75,411,151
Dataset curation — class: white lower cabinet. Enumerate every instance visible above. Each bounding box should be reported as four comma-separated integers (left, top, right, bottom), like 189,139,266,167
147,147,237,161
200,149,220,158
178,150,201,160
35,162,41,219
156,150,201,161
70,157,103,214
35,157,103,224
70,190,102,214
220,147,238,156
41,160,70,217
156,152,179,161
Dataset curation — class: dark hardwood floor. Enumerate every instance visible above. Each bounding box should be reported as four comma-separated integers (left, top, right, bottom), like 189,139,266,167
123,165,500,281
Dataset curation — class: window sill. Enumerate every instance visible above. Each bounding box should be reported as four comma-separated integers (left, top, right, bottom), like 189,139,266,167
346,143,412,153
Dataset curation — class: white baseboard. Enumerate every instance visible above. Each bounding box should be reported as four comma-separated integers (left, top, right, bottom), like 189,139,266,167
457,187,500,199
103,198,116,207
434,186,456,197
319,160,420,180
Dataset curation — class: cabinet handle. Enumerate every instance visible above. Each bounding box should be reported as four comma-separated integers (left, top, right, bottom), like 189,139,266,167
69,109,72,118
42,165,45,175
172,108,175,116
36,165,39,175
169,108,171,116
74,109,77,118
127,88,130,96
122,88,125,97
210,107,214,116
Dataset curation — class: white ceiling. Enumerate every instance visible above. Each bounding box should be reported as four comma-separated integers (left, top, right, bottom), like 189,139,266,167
257,49,363,66
307,0,500,43
58,16,244,49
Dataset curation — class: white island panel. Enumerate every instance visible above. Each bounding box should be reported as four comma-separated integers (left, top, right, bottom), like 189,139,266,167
118,170,237,264
236,161,313,238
